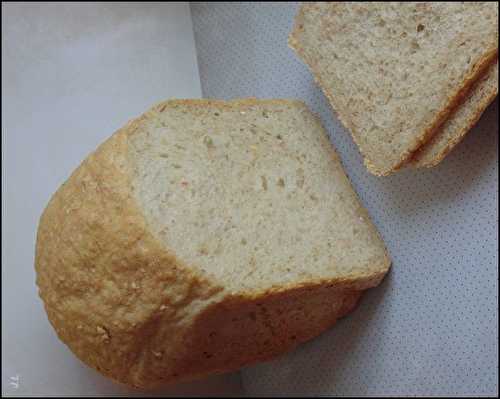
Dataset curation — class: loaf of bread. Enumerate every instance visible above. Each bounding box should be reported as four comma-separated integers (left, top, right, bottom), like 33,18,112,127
289,2,499,176
410,60,498,168
35,99,390,388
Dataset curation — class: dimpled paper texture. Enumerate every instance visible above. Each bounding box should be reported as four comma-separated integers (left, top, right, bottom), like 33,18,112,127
191,2,499,396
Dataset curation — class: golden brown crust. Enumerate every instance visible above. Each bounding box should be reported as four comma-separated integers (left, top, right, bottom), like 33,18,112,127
289,3,499,176
35,98,389,388
35,124,223,387
138,287,363,387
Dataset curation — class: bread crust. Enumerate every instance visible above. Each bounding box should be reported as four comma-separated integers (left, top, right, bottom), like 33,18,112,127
410,60,498,168
151,288,363,386
35,98,389,388
289,2,499,176
35,123,224,387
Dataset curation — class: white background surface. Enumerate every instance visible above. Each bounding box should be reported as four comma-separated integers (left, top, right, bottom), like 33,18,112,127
191,2,499,396
2,2,241,396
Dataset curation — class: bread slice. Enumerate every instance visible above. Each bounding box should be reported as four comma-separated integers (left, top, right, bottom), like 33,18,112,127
35,99,390,388
289,2,499,176
410,60,498,168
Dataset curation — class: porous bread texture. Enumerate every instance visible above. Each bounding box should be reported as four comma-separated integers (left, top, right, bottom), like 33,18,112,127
35,99,390,388
410,60,498,168
289,2,499,176
129,99,389,292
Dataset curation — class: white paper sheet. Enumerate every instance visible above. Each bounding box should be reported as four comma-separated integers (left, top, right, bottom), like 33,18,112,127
1,2,241,396
191,2,498,396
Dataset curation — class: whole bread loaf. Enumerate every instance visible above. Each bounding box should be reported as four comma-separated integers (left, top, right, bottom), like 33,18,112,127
35,99,390,388
289,2,498,175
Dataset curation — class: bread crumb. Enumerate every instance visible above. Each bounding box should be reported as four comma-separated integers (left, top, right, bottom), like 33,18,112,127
261,176,268,191
204,136,214,148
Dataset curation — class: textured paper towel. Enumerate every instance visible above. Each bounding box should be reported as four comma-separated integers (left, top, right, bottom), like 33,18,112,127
191,2,499,396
